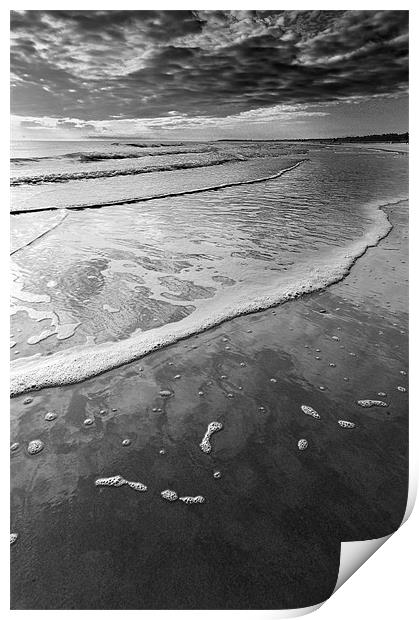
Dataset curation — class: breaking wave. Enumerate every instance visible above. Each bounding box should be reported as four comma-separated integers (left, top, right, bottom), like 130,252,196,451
11,145,215,165
10,201,393,396
11,154,245,186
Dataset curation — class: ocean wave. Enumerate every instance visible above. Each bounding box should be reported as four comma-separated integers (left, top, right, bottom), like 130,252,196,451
11,144,210,166
10,201,394,396
11,146,307,171
10,155,245,186
11,157,43,164
65,147,216,162
112,141,186,147
10,160,306,214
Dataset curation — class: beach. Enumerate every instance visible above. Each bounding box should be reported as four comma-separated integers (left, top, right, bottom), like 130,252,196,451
10,8,410,613
10,192,408,609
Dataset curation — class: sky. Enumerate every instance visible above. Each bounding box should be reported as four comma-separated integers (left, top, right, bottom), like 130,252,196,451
10,9,409,140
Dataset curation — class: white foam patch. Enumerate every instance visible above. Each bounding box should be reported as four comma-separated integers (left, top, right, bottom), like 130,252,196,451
199,421,223,454
56,323,80,341
357,400,388,408
10,202,393,396
179,495,205,504
159,389,172,398
27,439,44,455
95,475,147,492
298,439,309,451
27,330,55,345
338,420,356,429
126,481,148,492
95,475,126,487
161,489,178,501
301,405,321,419
11,303,80,346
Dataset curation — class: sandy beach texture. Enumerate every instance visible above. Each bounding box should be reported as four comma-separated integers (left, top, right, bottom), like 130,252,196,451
10,199,408,609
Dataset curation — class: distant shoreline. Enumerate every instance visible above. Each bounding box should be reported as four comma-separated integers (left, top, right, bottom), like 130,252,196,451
217,132,408,144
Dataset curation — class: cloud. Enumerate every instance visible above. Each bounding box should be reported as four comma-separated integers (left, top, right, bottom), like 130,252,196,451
10,10,408,125
11,101,333,140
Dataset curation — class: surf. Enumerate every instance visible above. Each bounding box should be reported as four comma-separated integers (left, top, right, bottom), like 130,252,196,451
10,200,394,396
10,159,306,213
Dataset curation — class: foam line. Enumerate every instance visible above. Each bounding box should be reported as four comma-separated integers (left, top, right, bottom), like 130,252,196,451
10,160,307,214
10,155,243,186
10,200,398,397
11,148,211,164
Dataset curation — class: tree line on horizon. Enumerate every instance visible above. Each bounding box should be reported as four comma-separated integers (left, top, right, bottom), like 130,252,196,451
218,132,408,143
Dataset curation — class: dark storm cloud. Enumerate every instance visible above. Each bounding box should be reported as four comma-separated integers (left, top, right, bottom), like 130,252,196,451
10,10,408,121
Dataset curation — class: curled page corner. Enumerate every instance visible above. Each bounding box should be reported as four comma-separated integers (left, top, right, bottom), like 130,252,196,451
402,475,417,526
333,535,392,593
333,472,417,596
263,602,324,618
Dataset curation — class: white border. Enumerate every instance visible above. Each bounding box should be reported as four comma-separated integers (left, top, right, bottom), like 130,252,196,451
2,2,416,618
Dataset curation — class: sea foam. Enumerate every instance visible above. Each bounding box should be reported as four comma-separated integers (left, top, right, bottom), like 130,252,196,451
10,201,393,396
95,475,147,491
199,421,223,454
179,495,205,504
301,405,321,419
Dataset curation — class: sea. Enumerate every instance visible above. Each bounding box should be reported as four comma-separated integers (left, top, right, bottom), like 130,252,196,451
10,139,408,395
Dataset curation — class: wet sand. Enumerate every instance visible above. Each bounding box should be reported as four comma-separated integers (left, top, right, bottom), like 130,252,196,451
10,200,408,610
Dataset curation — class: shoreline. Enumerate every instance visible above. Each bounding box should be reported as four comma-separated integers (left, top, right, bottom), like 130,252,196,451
10,195,404,397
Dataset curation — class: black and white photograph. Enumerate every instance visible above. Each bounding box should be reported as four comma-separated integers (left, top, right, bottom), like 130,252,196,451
9,7,409,611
